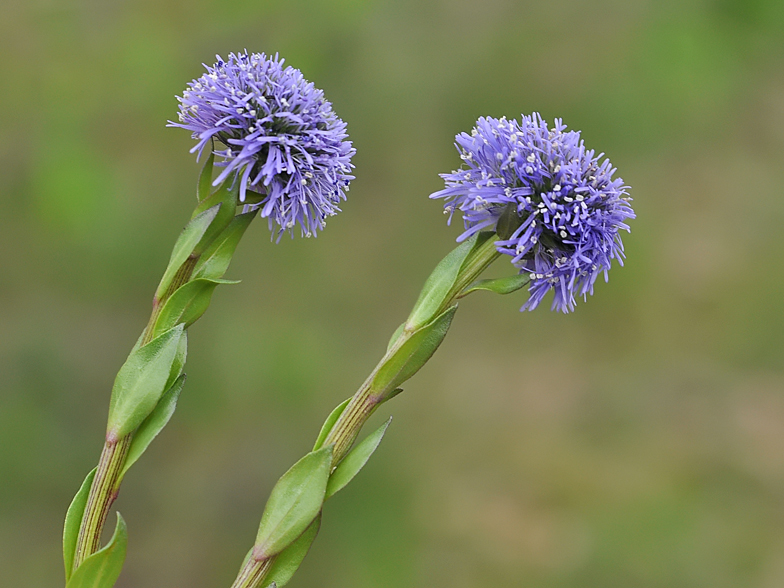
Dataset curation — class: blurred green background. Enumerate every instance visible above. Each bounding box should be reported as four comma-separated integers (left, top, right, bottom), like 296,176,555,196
2,0,784,586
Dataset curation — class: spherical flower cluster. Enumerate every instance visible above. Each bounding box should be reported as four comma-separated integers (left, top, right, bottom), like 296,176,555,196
431,113,634,312
170,52,355,238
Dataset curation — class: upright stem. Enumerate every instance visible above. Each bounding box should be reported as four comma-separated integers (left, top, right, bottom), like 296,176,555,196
71,437,131,567
71,254,199,572
231,235,502,588
230,558,273,588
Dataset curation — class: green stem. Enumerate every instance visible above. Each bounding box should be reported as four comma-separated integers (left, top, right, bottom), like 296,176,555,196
71,437,130,570
71,254,200,574
230,559,272,588
231,234,502,588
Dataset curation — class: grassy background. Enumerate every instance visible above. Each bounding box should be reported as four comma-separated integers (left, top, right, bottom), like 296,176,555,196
1,0,784,586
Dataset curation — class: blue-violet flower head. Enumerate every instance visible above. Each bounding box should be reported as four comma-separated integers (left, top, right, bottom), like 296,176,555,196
170,51,355,238
431,113,634,312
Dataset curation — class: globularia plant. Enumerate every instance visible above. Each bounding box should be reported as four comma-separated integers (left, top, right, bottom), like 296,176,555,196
228,114,634,588
61,51,633,588
62,51,354,588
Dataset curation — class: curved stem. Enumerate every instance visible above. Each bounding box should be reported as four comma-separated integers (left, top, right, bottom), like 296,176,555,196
231,235,503,588
71,254,200,573
71,437,130,569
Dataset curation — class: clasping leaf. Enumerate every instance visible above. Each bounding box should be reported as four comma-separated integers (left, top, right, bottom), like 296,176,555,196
326,417,391,499
372,305,457,397
254,445,333,560
107,325,185,439
460,273,529,297
152,278,239,336
66,513,127,588
119,373,186,480
155,205,220,301
192,211,255,281
263,514,321,587
63,468,97,582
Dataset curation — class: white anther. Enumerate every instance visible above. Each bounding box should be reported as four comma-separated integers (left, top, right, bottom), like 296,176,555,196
553,184,561,191
526,153,536,163
575,194,584,201
301,179,308,185
496,152,503,160
525,166,534,174
560,230,567,238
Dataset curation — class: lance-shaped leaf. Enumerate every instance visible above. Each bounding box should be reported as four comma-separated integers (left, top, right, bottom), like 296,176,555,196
63,468,97,582
66,513,127,588
312,398,351,451
155,205,220,301
263,514,321,587
119,373,186,480
153,278,239,336
386,322,406,352
254,446,333,560
326,417,391,499
372,305,457,396
406,238,473,329
190,182,238,256
460,273,529,297
197,149,215,202
107,325,185,439
192,211,255,281
165,329,187,390
406,232,494,329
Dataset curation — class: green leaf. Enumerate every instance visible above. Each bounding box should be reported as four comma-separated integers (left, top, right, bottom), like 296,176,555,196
264,514,321,587
155,205,220,300
495,202,522,240
312,398,351,451
192,211,255,281
66,513,127,588
190,182,238,256
165,329,188,390
372,305,457,396
119,373,186,479
254,446,333,560
386,322,406,352
107,325,185,439
406,238,473,329
63,468,97,582
243,189,266,204
264,520,319,586
326,418,391,499
152,278,238,336
406,232,494,328
197,149,215,202
460,273,529,297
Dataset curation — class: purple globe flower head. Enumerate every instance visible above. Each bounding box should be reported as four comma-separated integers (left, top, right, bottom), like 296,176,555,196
431,113,634,313
170,51,355,238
